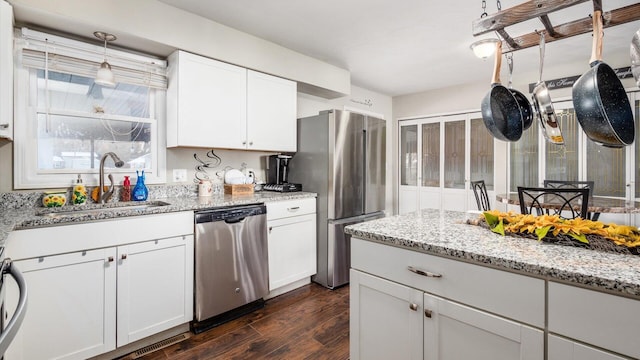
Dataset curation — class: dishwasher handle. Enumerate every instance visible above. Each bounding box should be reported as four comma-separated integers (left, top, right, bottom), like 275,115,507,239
224,217,246,224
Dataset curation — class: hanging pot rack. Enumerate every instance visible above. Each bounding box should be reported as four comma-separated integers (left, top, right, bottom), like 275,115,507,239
472,0,640,53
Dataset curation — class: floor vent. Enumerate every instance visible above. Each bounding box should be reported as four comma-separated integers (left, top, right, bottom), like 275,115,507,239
126,332,191,359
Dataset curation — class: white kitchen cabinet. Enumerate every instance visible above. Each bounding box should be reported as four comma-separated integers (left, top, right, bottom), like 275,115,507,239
116,236,194,346
4,248,117,360
0,0,13,139
350,238,545,360
350,269,423,360
246,70,297,151
167,50,297,151
548,281,640,359
423,293,543,360
266,198,316,296
167,50,247,149
548,335,628,360
4,212,194,360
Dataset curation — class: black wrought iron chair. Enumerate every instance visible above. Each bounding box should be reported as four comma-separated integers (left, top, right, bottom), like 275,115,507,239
517,186,590,220
471,180,490,211
543,180,598,220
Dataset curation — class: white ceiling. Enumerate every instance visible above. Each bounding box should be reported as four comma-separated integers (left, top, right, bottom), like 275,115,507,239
157,0,640,97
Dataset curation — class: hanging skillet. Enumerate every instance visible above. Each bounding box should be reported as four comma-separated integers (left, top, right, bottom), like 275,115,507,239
481,41,523,142
506,53,533,130
532,32,564,145
572,6,634,148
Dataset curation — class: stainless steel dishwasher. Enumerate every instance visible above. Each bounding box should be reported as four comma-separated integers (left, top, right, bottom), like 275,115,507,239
193,204,268,332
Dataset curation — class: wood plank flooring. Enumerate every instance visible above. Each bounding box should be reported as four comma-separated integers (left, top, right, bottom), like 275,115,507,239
135,283,349,360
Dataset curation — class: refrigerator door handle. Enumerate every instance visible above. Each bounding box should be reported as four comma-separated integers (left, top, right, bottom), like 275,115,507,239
362,127,367,214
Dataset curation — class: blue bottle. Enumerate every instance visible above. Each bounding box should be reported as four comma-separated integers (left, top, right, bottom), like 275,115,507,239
132,170,149,201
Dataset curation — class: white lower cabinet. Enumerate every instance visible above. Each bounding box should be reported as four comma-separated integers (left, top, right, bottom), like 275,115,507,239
350,269,543,360
4,212,194,360
423,293,543,360
548,335,628,360
350,238,545,360
5,248,117,360
266,198,317,296
116,236,194,346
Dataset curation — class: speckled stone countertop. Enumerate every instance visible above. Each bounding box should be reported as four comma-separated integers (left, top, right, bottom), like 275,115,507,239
344,209,640,298
0,189,316,245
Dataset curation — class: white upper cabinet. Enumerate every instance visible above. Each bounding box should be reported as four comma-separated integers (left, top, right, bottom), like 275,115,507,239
167,50,297,151
167,50,247,149
0,0,13,140
247,70,297,152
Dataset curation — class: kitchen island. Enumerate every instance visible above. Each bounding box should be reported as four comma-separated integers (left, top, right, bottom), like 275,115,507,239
345,209,640,360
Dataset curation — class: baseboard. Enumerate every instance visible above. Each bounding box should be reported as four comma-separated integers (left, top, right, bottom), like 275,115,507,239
265,277,311,300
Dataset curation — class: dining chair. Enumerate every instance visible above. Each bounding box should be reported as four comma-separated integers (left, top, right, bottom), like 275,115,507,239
517,186,590,220
471,180,491,211
543,180,598,220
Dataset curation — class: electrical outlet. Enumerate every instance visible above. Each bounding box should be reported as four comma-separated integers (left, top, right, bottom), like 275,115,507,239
173,169,187,182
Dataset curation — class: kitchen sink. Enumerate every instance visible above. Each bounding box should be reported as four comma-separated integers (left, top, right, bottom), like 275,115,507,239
36,200,171,217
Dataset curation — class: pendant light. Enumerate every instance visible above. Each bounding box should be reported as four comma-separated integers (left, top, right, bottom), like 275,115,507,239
94,31,117,87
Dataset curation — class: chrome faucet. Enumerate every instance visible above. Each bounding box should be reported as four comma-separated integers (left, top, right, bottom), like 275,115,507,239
98,152,125,204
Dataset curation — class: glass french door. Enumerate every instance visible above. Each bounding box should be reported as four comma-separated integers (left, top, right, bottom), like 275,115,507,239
399,112,494,214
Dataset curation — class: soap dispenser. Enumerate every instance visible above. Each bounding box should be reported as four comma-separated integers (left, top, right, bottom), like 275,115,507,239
132,170,149,201
72,174,87,205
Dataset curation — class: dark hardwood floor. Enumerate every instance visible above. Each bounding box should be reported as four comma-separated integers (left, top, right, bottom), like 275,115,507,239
136,283,349,360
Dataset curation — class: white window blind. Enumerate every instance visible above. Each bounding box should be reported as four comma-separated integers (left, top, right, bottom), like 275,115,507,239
18,28,167,89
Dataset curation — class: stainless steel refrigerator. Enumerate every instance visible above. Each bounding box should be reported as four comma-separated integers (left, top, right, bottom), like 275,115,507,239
289,109,386,289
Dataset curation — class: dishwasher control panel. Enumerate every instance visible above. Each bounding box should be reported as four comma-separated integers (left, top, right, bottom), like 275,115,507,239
195,204,266,223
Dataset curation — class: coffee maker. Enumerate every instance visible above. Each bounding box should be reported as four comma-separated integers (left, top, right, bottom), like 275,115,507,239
265,154,302,192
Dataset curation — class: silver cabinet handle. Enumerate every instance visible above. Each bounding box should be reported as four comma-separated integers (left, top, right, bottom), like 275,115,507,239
0,124,8,129
121,254,127,260
108,256,114,262
407,266,442,278
409,303,418,311
249,141,253,146
287,206,300,212
242,141,247,145
425,309,433,318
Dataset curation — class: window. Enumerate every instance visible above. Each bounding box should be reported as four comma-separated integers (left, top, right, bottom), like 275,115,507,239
14,28,167,189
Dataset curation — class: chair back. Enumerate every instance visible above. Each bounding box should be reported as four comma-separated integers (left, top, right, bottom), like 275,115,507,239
471,180,490,211
517,186,590,219
543,180,594,197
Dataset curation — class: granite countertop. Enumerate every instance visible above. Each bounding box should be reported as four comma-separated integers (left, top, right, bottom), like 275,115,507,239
0,190,317,245
344,209,640,298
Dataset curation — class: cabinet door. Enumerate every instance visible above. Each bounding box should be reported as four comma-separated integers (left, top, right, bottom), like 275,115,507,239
350,270,423,360
116,235,194,346
5,248,117,360
423,293,543,360
246,70,297,151
170,51,247,148
548,335,627,360
267,213,316,290
0,0,13,139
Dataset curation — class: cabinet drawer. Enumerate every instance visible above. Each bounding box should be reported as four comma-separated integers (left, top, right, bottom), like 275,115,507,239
267,198,315,220
351,238,545,328
548,282,640,359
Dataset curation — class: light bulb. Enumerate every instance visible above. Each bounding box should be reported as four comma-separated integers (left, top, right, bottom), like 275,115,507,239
470,38,501,59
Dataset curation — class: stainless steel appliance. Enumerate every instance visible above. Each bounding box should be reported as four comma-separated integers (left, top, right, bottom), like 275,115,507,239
289,109,386,289
0,249,28,357
193,204,268,332
266,154,302,192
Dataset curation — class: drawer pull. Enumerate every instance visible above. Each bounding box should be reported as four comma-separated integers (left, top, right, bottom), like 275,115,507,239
409,303,418,311
0,123,8,129
425,309,433,318
121,254,127,260
287,206,300,212
407,266,442,278
108,256,114,262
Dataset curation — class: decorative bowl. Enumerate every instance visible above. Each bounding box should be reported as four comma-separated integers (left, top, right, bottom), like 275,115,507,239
42,191,67,207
